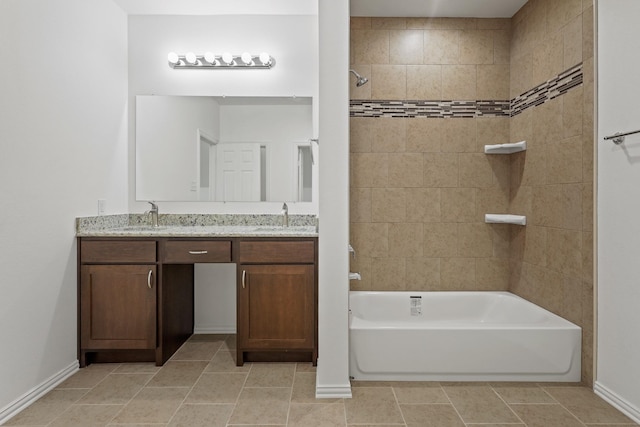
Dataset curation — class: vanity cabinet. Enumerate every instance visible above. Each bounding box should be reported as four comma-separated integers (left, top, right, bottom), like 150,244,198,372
237,240,317,365
80,264,156,350
77,235,317,367
78,240,160,367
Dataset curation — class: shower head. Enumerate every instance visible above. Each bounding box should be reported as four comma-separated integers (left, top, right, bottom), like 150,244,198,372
349,69,369,87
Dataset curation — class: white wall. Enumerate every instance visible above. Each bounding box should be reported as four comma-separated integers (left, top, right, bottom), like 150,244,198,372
136,96,219,201
316,0,352,398
0,0,128,421
596,0,640,423
128,14,318,214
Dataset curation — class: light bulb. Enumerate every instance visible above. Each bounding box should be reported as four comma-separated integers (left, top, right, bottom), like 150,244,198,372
167,52,180,66
185,52,198,65
221,52,234,65
240,52,252,65
259,52,271,65
203,51,216,64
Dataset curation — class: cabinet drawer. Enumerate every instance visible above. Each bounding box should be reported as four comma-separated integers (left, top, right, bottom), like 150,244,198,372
81,240,156,263
239,240,315,263
162,240,231,263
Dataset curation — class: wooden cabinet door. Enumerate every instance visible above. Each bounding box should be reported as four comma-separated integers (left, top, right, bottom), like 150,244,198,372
238,264,315,350
81,265,156,350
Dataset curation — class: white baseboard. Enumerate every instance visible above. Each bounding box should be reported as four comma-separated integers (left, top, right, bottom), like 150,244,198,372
193,327,236,334
315,384,353,399
0,360,79,425
594,381,640,424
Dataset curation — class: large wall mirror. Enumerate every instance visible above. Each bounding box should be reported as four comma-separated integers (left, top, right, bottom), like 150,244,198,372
136,95,314,202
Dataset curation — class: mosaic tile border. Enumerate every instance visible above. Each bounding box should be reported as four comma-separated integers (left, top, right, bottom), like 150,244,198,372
350,63,583,118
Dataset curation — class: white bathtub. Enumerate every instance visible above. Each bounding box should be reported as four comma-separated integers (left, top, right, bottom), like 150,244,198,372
349,291,581,382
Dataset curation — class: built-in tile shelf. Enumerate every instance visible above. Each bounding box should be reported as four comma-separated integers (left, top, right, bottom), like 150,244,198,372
484,140,526,154
485,214,527,226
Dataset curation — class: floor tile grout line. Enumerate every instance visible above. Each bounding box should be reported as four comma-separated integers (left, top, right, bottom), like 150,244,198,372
166,341,227,426
539,387,590,427
226,352,253,427
390,385,409,427
489,384,528,426
440,384,470,426
101,361,159,426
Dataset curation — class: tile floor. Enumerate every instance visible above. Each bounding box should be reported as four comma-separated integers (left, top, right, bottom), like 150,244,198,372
4,334,638,427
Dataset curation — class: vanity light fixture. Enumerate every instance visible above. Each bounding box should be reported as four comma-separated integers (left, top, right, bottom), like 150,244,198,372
167,51,275,69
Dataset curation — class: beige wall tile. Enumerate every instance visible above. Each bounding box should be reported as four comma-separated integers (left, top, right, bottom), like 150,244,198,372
424,223,458,257
372,17,406,30
440,18,478,30
582,182,593,232
493,30,511,64
510,109,533,149
406,188,441,223
562,275,584,325
563,87,584,139
547,136,583,184
564,14,583,68
372,188,407,222
406,257,441,289
459,154,495,188
459,30,495,65
442,65,477,100
477,64,510,100
477,117,510,150
372,118,406,152
371,258,406,290
476,258,510,290
441,187,477,223
477,187,510,223
486,155,511,189
351,153,388,187
441,258,476,289
390,30,424,65
407,118,443,152
424,30,460,64
350,222,389,258
546,228,582,277
582,5,594,60
352,30,390,64
350,117,373,153
389,153,424,187
351,17,371,30
491,223,511,259
477,18,511,30
527,0,548,45
457,223,493,257
350,188,372,223
350,256,372,291
533,97,563,145
424,152,459,187
563,183,584,231
532,31,563,85
510,185,533,219
582,231,593,280
521,146,547,186
442,118,477,153
510,53,534,99
371,65,407,99
406,65,442,99
523,225,548,266
389,223,424,257
547,0,583,35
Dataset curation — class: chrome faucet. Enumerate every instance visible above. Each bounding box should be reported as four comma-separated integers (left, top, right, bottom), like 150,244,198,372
281,202,289,228
147,201,159,228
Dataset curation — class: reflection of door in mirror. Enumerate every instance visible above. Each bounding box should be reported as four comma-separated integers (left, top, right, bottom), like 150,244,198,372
198,129,218,201
296,145,313,202
216,143,262,202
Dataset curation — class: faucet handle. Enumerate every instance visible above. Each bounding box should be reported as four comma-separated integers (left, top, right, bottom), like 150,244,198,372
148,201,158,211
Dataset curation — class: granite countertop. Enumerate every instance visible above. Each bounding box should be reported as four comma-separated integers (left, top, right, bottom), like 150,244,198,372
76,214,318,238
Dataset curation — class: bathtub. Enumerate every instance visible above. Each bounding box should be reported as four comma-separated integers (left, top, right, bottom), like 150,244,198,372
349,291,581,382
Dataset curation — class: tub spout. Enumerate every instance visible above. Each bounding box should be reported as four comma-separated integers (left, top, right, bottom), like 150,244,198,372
349,272,361,280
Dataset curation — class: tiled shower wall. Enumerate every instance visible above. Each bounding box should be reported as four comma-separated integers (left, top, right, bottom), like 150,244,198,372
508,0,594,385
349,1,594,384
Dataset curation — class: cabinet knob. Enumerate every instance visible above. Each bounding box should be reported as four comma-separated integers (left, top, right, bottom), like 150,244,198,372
147,269,153,289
